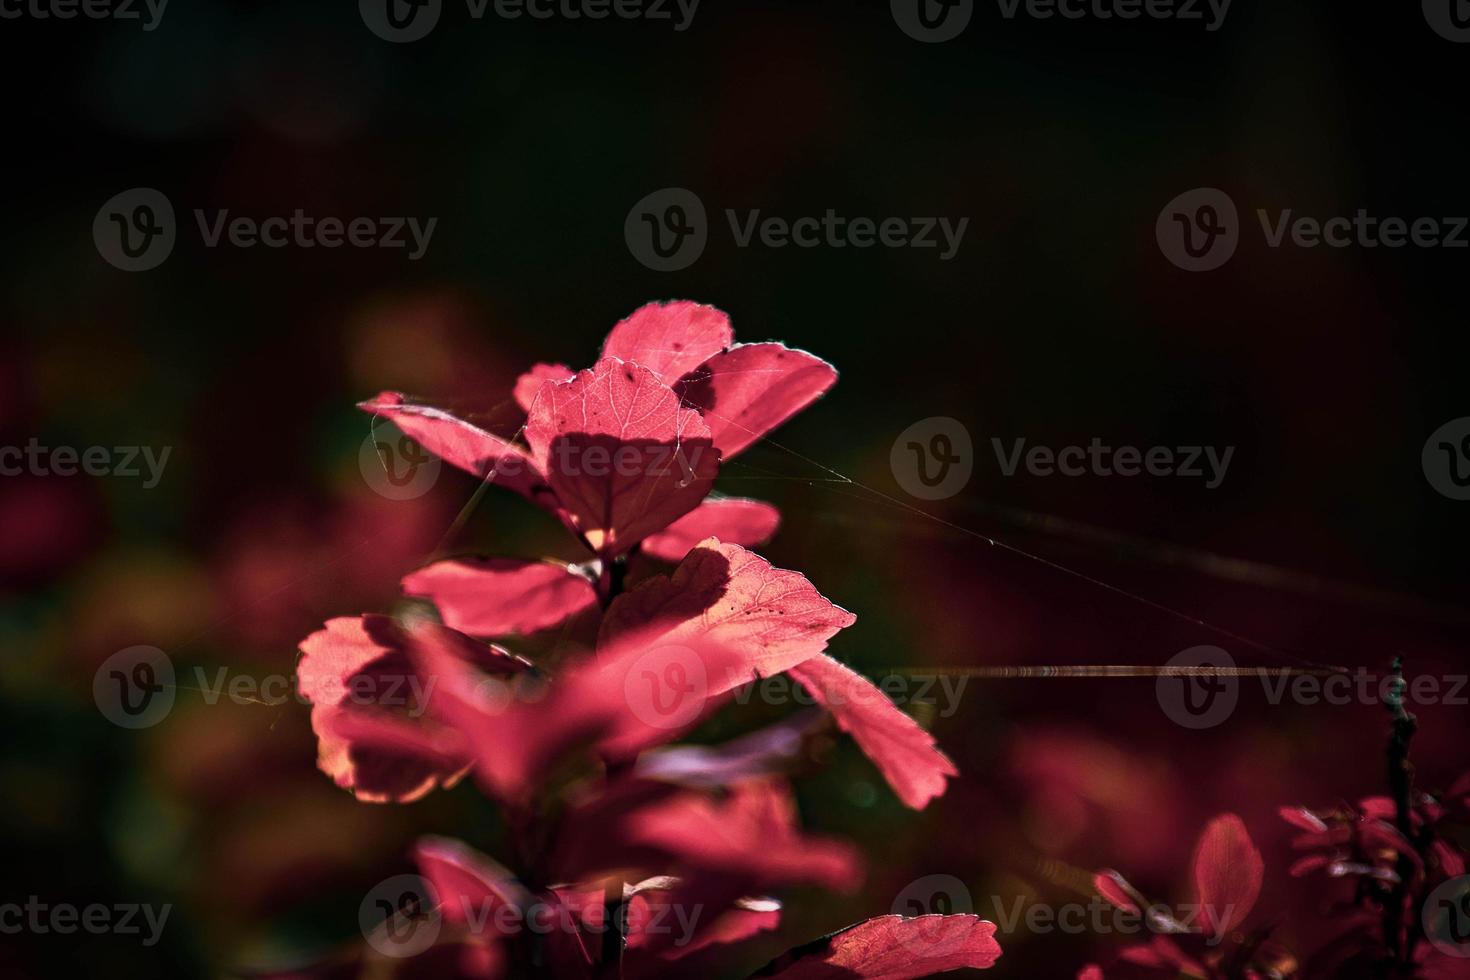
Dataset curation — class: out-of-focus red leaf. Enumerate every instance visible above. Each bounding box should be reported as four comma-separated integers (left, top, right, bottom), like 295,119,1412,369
1117,935,1201,973
674,342,837,459
523,358,718,557
601,300,734,385
513,362,575,412
787,654,955,809
402,558,597,638
623,883,780,965
1190,813,1263,936
1092,870,1142,915
554,777,861,899
641,497,781,562
752,915,1001,978
414,836,530,928
1289,854,1331,877
633,712,821,789
1278,806,1329,834
297,615,523,802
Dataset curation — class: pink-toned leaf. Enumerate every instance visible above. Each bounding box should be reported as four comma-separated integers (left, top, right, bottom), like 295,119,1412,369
754,915,1001,978
634,712,821,789
1358,796,1397,821
1433,840,1467,878
601,300,734,385
359,391,550,505
624,883,780,965
674,343,837,459
564,777,861,895
297,615,505,803
1092,870,1143,915
1190,813,1264,936
786,654,956,810
523,358,718,556
599,540,856,700
513,362,575,413
1077,967,1104,980
1288,854,1331,877
402,558,597,638
414,836,530,928
641,497,781,562
403,621,602,802
1278,806,1329,834
1117,936,1202,973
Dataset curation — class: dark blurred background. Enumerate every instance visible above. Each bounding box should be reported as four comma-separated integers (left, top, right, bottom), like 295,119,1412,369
2,1,1469,976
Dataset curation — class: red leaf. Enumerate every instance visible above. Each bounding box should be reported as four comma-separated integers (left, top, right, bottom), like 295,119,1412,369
601,300,734,385
513,362,575,413
1092,870,1142,915
1190,813,1263,936
754,915,1001,978
599,540,856,702
674,343,837,459
402,557,597,638
414,836,530,927
623,882,780,964
1278,805,1329,834
524,358,718,557
297,615,500,803
358,391,550,505
1117,936,1201,973
641,498,781,562
786,654,956,809
563,777,861,895
403,620,606,802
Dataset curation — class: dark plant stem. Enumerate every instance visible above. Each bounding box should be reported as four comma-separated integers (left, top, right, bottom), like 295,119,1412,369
1384,656,1418,967
596,555,628,609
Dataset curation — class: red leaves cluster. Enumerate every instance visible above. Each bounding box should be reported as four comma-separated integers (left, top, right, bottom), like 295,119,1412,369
1082,773,1470,980
287,302,992,979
